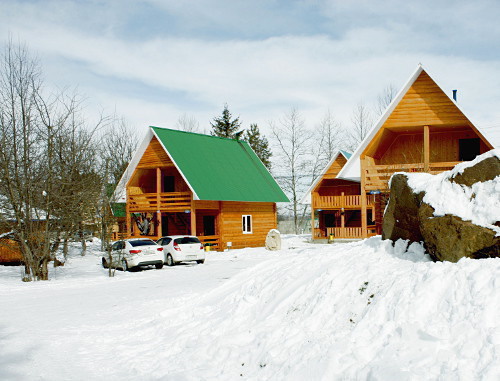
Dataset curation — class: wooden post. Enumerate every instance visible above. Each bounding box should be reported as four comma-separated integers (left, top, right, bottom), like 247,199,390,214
424,125,430,172
218,201,223,251
190,196,196,236
156,168,162,238
125,199,131,239
360,157,368,238
340,192,345,238
311,200,315,239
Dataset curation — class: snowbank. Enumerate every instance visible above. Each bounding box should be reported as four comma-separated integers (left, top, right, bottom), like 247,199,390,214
405,149,500,235
1,236,499,380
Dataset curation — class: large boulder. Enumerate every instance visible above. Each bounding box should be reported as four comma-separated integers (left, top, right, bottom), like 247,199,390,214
420,213,499,262
382,174,424,243
450,156,500,187
382,151,500,262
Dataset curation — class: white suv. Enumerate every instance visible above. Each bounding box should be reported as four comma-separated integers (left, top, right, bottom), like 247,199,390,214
102,238,164,271
157,235,205,266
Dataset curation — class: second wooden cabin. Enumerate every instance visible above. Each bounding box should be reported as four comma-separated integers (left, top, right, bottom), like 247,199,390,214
303,65,495,240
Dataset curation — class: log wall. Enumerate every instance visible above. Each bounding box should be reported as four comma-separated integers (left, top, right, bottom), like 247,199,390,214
219,201,276,250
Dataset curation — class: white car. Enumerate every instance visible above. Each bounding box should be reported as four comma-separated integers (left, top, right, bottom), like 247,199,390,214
157,235,205,266
102,238,164,271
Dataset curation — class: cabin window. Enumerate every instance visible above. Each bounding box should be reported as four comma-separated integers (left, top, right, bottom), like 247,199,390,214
163,176,175,192
459,138,480,161
242,215,252,234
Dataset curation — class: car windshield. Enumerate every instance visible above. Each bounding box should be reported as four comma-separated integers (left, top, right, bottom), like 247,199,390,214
174,237,201,245
129,239,157,247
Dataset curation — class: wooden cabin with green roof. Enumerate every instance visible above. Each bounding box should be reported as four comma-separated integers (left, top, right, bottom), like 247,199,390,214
114,127,288,250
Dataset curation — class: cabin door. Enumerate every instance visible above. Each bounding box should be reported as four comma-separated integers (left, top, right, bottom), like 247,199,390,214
203,215,216,236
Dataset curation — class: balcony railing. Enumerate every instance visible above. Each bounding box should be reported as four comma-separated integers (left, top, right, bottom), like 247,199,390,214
313,194,376,209
363,161,460,191
128,192,191,212
313,227,377,239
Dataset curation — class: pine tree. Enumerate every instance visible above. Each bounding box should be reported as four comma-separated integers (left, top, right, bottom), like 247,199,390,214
245,123,272,170
210,104,242,138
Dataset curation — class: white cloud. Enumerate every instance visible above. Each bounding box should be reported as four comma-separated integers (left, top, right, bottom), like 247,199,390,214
0,0,499,146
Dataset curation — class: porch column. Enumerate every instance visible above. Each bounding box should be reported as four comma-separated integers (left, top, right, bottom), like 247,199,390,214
361,193,367,238
340,192,345,238
311,192,316,238
424,125,430,172
156,168,162,238
190,196,197,236
360,157,368,238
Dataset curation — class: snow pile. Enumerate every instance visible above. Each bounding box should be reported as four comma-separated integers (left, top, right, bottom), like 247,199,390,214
2,236,498,380
405,149,500,235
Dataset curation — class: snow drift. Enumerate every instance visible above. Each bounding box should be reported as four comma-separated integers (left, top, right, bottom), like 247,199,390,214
1,236,499,380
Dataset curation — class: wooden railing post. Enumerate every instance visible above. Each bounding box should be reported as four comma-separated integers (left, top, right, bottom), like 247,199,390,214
424,125,430,172
360,156,368,239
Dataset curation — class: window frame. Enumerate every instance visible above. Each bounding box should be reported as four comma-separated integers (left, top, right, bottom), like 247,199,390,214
242,215,253,234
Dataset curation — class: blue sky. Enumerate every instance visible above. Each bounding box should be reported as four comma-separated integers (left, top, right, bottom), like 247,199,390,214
1,0,499,145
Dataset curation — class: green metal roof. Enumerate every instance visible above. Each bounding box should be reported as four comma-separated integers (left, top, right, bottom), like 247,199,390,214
151,127,289,202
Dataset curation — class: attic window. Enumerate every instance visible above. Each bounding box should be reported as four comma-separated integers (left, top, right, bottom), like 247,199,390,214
242,215,252,234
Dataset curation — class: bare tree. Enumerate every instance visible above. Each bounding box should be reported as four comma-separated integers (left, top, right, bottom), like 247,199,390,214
270,108,310,234
100,118,137,185
375,84,397,116
0,40,103,280
348,103,373,149
96,118,137,274
175,113,200,133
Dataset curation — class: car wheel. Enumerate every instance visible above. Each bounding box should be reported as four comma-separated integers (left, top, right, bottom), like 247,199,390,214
155,263,163,269
196,260,205,264
166,254,175,267
122,259,129,272
102,257,109,268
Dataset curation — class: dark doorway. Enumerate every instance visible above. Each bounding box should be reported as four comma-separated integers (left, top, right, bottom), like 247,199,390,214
203,215,216,236
324,213,336,228
163,176,175,192
161,215,169,236
459,138,480,161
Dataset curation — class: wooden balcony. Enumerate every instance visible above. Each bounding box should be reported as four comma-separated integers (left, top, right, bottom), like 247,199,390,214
313,194,376,209
128,192,191,212
363,161,460,191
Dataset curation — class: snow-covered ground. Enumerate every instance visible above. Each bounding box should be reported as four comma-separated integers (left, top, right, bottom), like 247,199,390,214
1,236,499,380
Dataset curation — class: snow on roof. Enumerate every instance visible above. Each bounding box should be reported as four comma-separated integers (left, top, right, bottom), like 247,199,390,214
337,64,495,181
404,149,500,236
300,150,354,205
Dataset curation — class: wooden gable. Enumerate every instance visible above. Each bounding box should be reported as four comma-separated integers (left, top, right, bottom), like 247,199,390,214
382,71,470,130
322,154,347,179
137,136,173,168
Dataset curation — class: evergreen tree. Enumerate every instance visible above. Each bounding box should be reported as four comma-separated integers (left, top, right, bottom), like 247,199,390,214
210,104,242,138
245,123,272,170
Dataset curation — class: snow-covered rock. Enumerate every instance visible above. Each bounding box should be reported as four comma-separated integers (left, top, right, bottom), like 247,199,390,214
383,150,500,262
